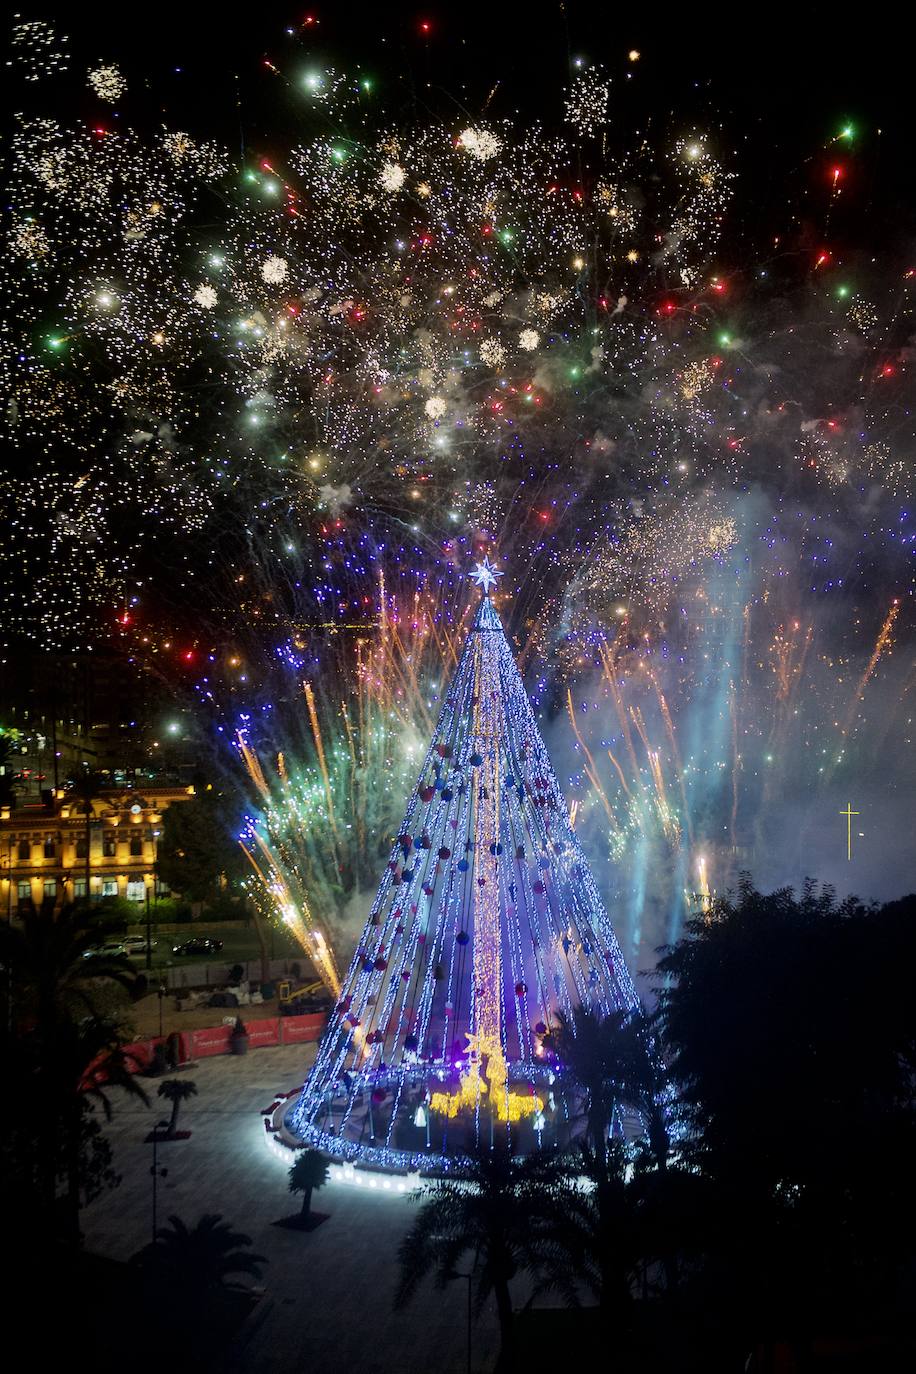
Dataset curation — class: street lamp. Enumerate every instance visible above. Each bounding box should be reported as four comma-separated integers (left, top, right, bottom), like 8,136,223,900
445,1268,474,1374
149,1118,170,1244
6,835,12,923
146,828,161,971
145,879,153,971
158,982,166,1040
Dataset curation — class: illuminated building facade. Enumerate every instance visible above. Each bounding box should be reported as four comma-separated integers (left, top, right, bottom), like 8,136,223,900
0,784,193,916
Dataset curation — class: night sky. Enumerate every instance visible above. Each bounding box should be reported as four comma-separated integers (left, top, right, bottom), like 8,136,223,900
3,4,915,948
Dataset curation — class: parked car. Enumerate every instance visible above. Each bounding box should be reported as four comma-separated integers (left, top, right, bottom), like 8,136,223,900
171,937,224,956
82,941,127,959
122,935,158,954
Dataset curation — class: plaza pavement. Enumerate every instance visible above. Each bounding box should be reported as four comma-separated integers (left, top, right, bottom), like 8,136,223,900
82,1044,504,1373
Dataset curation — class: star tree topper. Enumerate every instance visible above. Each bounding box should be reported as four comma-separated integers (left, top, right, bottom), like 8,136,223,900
469,556,503,596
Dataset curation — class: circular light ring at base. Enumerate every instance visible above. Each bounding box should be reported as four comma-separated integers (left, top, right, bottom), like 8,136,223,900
283,1061,585,1176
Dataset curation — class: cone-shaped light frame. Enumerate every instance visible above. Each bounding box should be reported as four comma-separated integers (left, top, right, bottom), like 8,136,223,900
288,591,639,1170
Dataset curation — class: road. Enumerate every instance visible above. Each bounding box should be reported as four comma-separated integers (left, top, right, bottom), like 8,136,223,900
126,923,305,972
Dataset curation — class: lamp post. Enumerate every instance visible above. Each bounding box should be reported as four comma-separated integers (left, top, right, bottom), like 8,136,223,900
158,982,166,1040
150,1117,170,1244
445,1269,473,1374
147,828,161,971
145,881,152,971
152,828,160,901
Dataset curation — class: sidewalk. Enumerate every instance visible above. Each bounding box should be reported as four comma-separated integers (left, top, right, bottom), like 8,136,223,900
82,1044,502,1373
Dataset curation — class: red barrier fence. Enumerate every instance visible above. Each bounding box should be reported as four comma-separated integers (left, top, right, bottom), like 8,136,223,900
277,1013,325,1043
189,1014,325,1056
246,1017,281,1049
191,1024,234,1058
82,1013,326,1088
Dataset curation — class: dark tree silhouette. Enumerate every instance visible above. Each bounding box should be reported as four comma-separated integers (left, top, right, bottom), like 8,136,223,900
395,1145,576,1360
65,767,109,902
543,1006,659,1168
156,787,246,916
0,902,147,1241
157,1078,197,1136
132,1213,266,1342
288,1148,330,1220
655,876,916,1350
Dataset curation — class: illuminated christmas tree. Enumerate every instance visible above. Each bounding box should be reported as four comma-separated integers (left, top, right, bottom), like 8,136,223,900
289,559,640,1169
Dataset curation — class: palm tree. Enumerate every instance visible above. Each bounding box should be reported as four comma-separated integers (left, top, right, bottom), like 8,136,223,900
288,1148,330,1221
552,1137,641,1320
133,1214,266,1303
543,1006,677,1322
57,1012,150,1238
66,767,109,903
157,1078,197,1137
543,1006,658,1171
395,1145,576,1360
0,900,136,1025
0,902,147,1241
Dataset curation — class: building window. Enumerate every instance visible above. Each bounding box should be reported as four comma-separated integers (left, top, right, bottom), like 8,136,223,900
129,832,143,857
17,881,31,900
44,835,56,859
126,879,145,902
101,879,118,898
17,839,30,861
43,879,56,900
73,879,87,899
102,832,117,858
75,834,88,859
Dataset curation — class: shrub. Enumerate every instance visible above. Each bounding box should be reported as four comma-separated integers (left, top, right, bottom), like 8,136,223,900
96,896,137,931
203,893,244,923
